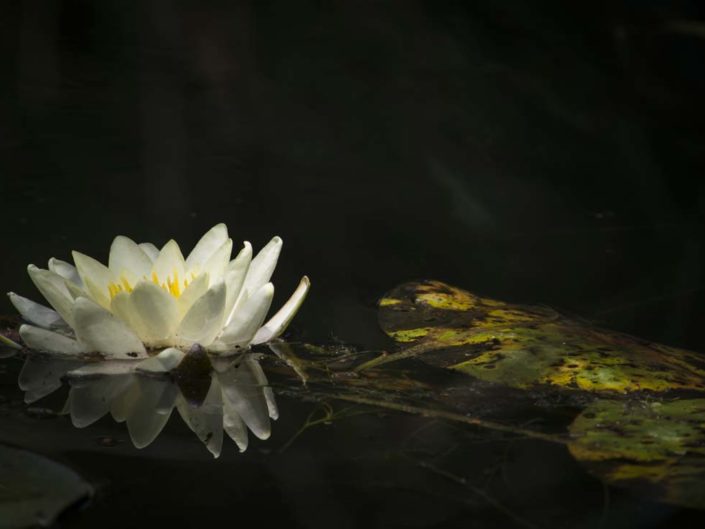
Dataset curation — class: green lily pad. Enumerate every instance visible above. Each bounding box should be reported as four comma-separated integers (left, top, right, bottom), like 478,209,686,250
568,398,705,509
0,445,93,528
375,280,705,393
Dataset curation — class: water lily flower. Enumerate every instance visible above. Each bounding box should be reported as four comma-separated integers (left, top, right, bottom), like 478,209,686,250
8,224,309,359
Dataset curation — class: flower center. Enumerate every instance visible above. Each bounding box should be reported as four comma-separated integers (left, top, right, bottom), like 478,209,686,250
108,270,194,299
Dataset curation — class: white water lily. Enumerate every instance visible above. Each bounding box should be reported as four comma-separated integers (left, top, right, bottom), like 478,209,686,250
8,224,309,359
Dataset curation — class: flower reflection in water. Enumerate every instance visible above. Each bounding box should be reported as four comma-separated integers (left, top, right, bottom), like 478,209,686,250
17,350,277,457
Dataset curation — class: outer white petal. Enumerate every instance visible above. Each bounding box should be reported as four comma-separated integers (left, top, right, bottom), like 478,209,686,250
176,273,209,315
151,240,185,284
214,283,274,350
27,265,76,327
185,223,229,273
109,236,153,282
252,276,310,345
128,282,179,344
139,243,160,262
201,239,232,286
8,292,68,331
72,297,147,358
48,258,82,285
72,251,115,309
136,347,185,373
19,324,85,355
242,237,282,295
223,242,252,325
176,281,226,347
176,376,224,458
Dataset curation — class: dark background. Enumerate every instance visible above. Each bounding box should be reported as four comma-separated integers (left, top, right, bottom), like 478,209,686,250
3,1,705,354
1,2,705,528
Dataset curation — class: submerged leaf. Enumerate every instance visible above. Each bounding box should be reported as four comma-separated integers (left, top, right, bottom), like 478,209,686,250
569,398,705,509
0,445,93,528
376,280,705,393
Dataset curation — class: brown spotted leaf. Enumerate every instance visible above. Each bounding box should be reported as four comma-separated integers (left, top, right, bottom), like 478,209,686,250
373,280,705,394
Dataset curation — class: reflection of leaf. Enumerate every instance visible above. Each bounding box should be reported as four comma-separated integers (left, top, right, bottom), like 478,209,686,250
0,444,93,528
569,399,705,509
375,280,705,393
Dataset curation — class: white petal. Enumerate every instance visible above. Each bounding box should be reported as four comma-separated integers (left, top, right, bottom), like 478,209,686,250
128,282,179,344
19,324,85,355
48,258,82,285
176,377,224,458
27,265,76,326
223,242,252,325
139,243,160,262
201,239,232,286
215,283,274,350
242,237,282,295
8,292,68,331
136,347,185,373
218,359,271,440
72,297,147,358
109,236,153,282
252,276,310,345
72,251,115,309
185,223,229,273
176,281,226,347
126,378,177,449
151,240,185,284
176,272,209,315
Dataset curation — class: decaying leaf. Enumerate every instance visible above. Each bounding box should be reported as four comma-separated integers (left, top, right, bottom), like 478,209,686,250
569,398,705,509
375,280,705,394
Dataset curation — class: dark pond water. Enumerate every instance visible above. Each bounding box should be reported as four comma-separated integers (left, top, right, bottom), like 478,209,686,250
1,1,705,527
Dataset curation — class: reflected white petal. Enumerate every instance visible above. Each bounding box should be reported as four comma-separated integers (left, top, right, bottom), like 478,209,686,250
217,359,271,440
176,376,224,458
126,378,177,449
69,374,133,428
19,356,84,403
72,297,147,358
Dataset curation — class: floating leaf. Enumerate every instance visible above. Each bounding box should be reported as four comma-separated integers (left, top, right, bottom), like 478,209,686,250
0,445,93,528
569,398,705,509
375,280,705,393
